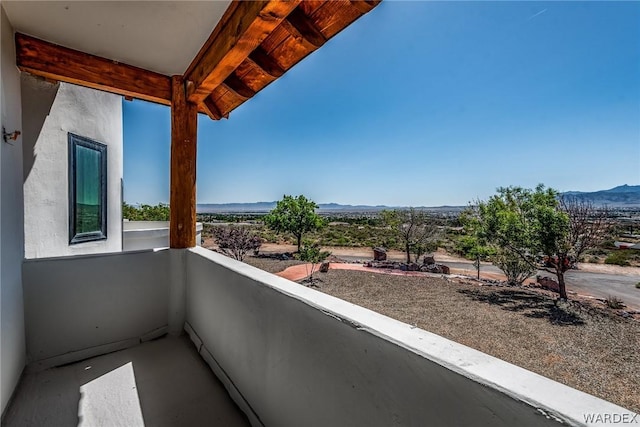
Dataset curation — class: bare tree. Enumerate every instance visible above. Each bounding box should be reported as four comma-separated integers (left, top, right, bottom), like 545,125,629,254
560,197,610,266
541,198,610,297
212,226,262,261
381,208,440,263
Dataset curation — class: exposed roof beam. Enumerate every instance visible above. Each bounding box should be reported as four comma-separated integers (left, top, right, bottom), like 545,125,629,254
222,73,257,100
200,96,226,121
349,0,380,14
15,33,172,106
185,0,301,105
247,46,285,78
281,8,326,48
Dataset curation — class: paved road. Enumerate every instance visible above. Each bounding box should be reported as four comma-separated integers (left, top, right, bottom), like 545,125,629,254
443,261,640,311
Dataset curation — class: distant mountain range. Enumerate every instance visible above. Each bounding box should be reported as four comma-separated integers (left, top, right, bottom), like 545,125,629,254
196,185,640,213
560,184,640,207
197,202,464,214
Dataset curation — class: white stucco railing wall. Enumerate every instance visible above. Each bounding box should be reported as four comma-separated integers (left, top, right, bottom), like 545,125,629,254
123,221,203,251
22,249,171,370
185,247,634,427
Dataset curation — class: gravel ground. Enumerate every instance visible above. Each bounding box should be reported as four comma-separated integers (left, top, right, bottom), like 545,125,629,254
243,257,639,413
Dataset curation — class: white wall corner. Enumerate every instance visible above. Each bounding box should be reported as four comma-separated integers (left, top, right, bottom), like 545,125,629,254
168,248,188,335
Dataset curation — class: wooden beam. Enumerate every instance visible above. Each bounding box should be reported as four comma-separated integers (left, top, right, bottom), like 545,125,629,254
170,76,198,248
200,96,225,120
222,73,256,100
185,0,301,104
248,46,285,78
349,0,381,14
15,33,171,105
282,8,326,48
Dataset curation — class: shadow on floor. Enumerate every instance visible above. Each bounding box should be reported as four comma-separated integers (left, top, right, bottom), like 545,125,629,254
3,335,250,427
458,288,585,326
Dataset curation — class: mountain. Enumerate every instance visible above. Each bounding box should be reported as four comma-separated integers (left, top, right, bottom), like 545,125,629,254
560,185,640,207
197,202,465,213
196,185,640,213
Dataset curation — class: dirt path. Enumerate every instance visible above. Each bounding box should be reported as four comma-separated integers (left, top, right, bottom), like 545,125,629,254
276,263,442,281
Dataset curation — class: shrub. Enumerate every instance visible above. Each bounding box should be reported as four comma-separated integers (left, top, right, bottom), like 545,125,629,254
492,249,536,286
212,226,262,261
296,243,331,284
604,295,625,309
635,282,640,289
604,251,630,266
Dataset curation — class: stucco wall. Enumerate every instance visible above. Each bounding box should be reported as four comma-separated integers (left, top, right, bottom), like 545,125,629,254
185,247,631,427
22,76,123,259
0,7,26,415
22,250,170,366
123,221,202,251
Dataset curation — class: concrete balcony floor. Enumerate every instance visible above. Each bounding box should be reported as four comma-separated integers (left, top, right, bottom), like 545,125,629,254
3,335,250,427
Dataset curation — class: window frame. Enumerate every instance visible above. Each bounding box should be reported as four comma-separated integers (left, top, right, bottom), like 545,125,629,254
68,133,108,244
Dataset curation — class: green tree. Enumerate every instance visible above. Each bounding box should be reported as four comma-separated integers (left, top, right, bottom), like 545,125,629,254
264,195,325,252
458,210,495,279
122,202,170,221
473,185,608,300
381,208,439,263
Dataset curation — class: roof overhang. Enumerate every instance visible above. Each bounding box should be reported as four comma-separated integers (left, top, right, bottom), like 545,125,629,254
5,0,381,120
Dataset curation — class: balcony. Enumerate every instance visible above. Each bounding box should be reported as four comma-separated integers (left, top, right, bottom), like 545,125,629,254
2,247,630,426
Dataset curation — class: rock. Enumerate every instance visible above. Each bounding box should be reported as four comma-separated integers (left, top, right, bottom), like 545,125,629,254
536,275,559,292
373,247,387,261
326,255,344,263
319,261,330,273
408,262,420,271
423,256,435,265
439,264,450,275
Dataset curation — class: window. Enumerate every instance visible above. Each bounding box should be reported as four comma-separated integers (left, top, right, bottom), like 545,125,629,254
68,133,107,244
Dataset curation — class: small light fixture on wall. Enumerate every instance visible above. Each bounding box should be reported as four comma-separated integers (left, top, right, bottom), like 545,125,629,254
2,126,21,144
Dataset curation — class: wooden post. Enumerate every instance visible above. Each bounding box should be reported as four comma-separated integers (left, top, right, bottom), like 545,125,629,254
170,75,198,248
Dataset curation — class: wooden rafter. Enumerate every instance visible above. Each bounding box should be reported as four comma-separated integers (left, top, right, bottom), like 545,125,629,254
248,46,285,78
15,33,172,106
189,0,381,119
185,0,302,105
200,97,226,121
281,8,326,48
349,0,379,14
222,73,257,100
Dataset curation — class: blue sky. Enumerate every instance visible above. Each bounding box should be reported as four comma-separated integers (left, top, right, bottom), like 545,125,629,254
123,1,640,207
